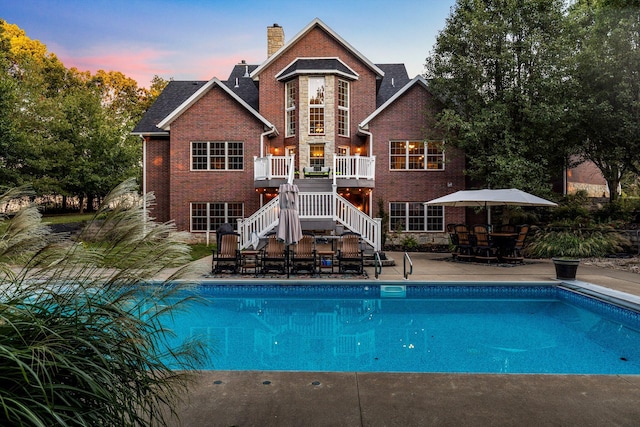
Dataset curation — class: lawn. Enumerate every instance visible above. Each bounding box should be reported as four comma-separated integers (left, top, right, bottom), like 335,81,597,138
42,213,214,262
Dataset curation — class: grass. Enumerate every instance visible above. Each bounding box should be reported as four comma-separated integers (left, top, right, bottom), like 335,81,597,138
42,212,98,224
189,243,215,261
42,213,214,263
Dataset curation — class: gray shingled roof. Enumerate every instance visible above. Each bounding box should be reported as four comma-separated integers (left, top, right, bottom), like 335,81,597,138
375,64,411,108
132,81,206,134
276,58,358,81
133,62,412,134
223,63,260,110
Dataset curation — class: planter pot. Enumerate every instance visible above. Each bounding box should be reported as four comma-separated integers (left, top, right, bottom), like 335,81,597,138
552,258,580,280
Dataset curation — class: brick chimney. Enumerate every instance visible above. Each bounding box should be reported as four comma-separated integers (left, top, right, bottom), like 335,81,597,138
267,23,284,57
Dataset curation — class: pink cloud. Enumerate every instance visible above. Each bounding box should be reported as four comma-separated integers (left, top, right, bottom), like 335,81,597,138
54,42,264,88
59,48,172,87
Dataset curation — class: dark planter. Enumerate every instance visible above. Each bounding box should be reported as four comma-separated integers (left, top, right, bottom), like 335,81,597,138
552,258,580,280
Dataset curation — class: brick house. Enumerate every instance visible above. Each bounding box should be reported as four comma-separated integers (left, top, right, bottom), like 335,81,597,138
135,18,610,250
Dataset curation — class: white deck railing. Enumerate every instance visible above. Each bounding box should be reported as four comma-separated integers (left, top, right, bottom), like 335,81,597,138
253,155,293,180
237,191,381,251
333,155,375,181
254,155,375,181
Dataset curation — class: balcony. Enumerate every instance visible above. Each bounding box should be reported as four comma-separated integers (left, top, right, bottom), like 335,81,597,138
254,154,376,183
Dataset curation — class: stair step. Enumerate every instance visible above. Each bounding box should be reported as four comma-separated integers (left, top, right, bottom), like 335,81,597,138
294,179,332,192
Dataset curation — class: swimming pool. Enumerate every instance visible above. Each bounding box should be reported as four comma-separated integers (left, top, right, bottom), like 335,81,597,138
160,282,640,374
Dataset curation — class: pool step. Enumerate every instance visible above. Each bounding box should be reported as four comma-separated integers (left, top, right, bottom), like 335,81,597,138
380,285,406,298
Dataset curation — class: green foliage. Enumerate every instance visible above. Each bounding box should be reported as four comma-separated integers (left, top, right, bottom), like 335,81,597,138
425,0,570,194
526,226,630,258
567,1,640,201
550,191,592,225
0,21,164,210
0,180,208,427
189,243,215,261
401,235,419,250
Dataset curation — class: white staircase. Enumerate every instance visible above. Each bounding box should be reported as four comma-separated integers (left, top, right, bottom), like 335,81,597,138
237,187,381,251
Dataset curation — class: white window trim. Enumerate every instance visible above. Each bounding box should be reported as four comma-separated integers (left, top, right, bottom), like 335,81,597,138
190,141,244,171
389,202,444,232
190,202,244,232
389,140,445,171
338,79,349,137
308,77,325,135
285,81,296,137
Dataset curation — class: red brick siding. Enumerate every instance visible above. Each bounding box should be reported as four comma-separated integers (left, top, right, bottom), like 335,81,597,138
145,136,171,223
257,26,378,149
167,86,266,231
368,84,467,228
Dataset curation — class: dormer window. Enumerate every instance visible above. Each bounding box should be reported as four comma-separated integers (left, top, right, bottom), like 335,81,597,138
309,77,325,135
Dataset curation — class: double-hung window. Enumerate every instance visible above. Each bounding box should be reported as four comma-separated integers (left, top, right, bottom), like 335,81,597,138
191,141,243,170
309,77,325,135
285,81,296,137
389,202,444,232
337,79,349,136
191,202,244,232
389,140,444,170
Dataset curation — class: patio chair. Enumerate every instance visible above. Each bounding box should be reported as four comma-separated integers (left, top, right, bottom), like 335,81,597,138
471,224,498,263
260,234,287,274
212,232,241,273
337,232,363,274
454,224,474,261
290,232,316,274
502,224,530,264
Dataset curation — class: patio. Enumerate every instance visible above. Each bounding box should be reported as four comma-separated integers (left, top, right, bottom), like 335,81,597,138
161,252,640,426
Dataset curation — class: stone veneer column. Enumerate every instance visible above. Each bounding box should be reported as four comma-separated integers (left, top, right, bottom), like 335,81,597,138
298,75,335,170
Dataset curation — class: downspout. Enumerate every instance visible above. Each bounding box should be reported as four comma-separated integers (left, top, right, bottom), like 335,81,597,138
260,125,278,158
139,135,147,228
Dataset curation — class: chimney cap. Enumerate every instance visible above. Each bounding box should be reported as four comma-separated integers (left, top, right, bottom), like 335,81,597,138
272,23,280,27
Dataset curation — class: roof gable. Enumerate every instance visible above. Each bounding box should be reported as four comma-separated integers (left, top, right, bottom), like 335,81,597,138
156,77,275,132
132,81,206,135
359,75,430,129
251,18,384,80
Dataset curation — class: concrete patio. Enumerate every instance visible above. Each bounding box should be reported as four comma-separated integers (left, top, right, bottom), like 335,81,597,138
166,252,640,426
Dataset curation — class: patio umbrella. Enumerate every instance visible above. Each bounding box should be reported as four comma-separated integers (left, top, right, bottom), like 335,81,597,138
424,188,557,223
276,183,303,276
276,183,303,244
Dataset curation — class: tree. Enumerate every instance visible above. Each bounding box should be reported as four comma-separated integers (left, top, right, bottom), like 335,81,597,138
0,180,207,426
568,0,640,202
425,0,571,196
0,21,145,209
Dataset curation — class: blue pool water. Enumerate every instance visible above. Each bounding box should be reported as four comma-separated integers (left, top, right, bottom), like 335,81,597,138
161,283,640,374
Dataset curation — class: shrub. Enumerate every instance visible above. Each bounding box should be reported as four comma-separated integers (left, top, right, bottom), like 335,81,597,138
0,180,207,427
526,226,630,258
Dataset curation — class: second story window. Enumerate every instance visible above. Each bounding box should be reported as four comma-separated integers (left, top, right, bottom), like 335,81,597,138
389,140,444,170
309,77,325,135
285,81,296,137
191,141,244,171
338,80,349,136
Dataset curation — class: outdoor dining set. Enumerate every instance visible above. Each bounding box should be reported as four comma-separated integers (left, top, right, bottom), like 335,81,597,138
211,231,365,276
447,223,530,263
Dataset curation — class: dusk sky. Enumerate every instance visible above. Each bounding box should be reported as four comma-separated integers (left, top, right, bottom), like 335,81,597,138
3,0,457,87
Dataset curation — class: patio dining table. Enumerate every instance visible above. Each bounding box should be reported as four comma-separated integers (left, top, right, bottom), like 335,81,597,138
489,232,518,260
